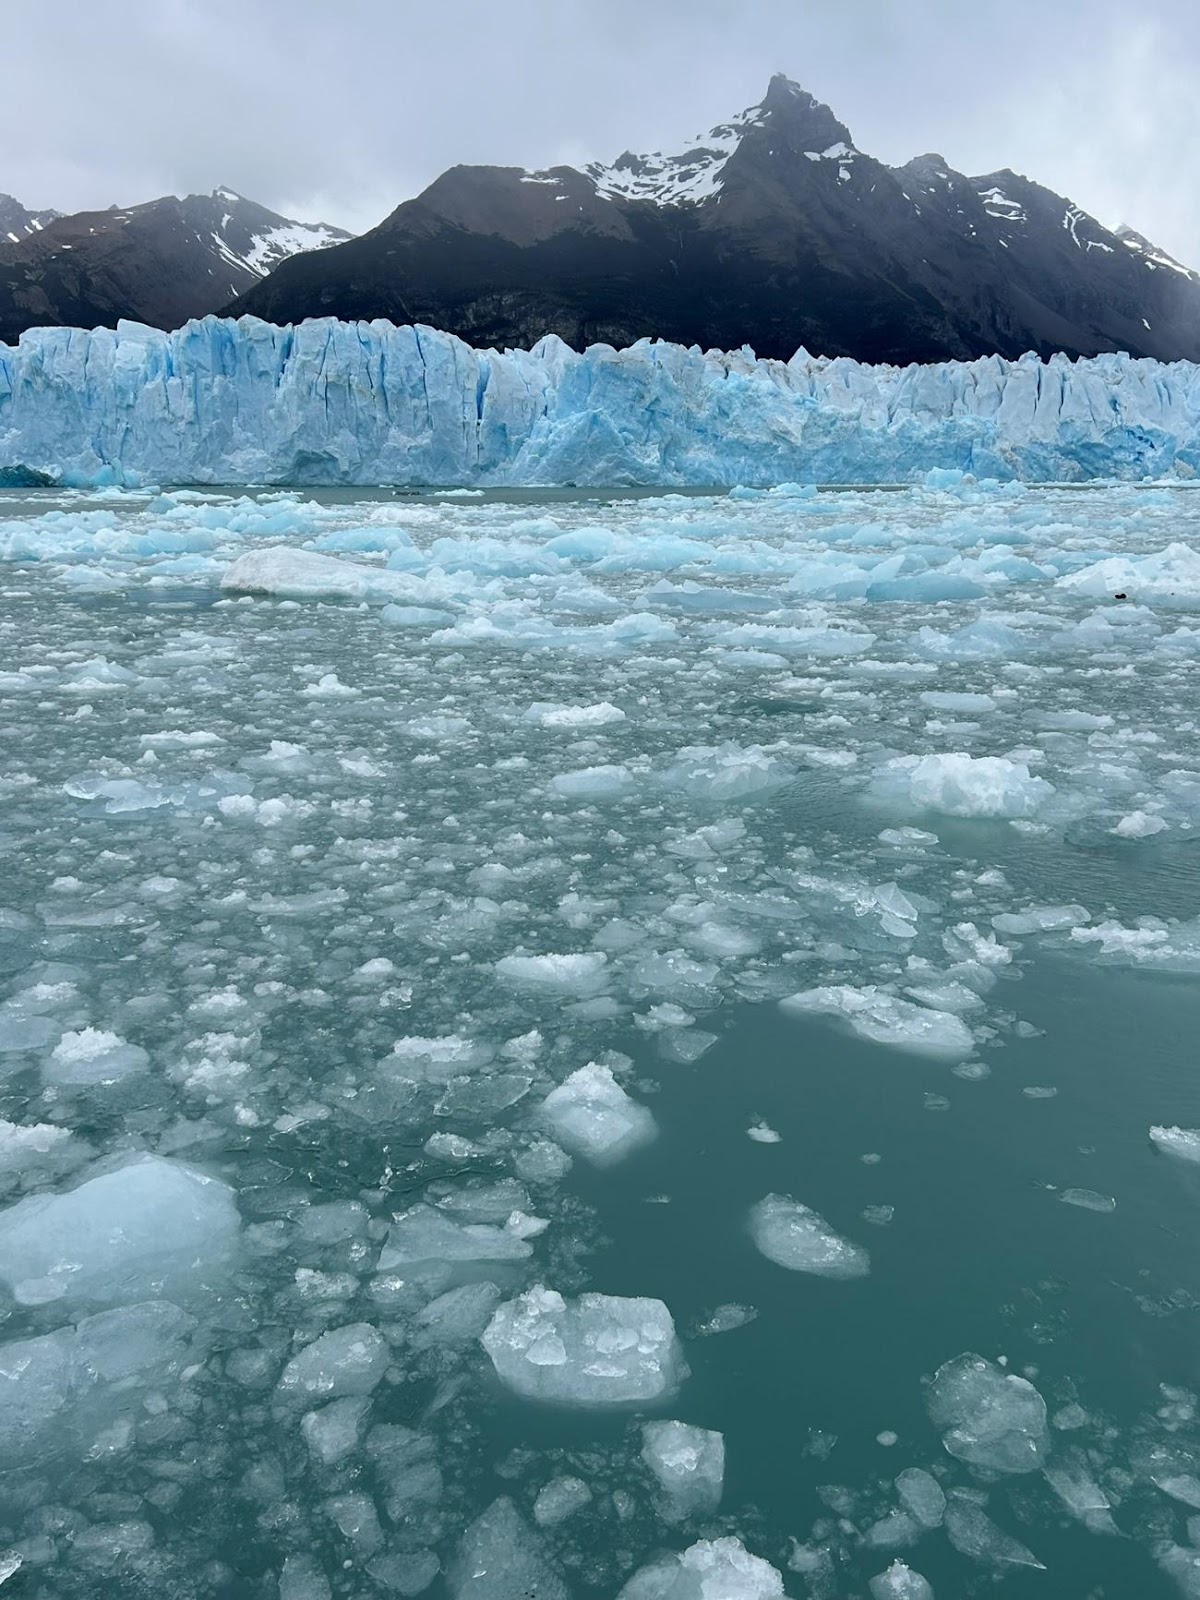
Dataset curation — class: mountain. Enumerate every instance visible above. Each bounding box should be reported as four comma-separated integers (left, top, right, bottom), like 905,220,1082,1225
0,194,62,243
229,76,1200,365
0,189,350,345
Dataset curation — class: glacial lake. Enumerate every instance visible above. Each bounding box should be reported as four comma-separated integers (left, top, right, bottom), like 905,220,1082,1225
2,479,1200,1598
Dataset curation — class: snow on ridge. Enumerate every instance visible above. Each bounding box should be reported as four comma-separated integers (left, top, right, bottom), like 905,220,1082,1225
977,185,1027,223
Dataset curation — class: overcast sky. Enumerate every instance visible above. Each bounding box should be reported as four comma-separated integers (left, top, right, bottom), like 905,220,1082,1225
8,0,1200,264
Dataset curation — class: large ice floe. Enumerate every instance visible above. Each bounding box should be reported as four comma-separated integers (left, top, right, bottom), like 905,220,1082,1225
4,316,1200,486
3,471,1200,1596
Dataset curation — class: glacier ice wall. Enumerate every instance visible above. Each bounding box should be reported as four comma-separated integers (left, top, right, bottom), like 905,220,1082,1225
1,315,1199,487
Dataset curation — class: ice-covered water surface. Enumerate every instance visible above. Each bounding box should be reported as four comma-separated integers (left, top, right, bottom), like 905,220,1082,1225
2,478,1200,1596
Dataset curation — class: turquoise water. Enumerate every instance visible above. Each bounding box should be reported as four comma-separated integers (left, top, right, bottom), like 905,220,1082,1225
2,480,1200,1597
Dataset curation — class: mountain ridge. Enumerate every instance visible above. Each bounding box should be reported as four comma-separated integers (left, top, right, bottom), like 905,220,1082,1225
0,188,350,345
228,74,1200,365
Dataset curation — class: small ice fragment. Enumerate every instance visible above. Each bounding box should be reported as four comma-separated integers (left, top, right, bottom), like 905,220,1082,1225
1023,1086,1057,1099
641,1420,725,1519
747,1121,781,1144
896,1468,945,1529
749,1195,869,1279
1113,810,1168,838
533,1476,592,1527
279,1554,332,1600
482,1286,685,1406
0,1556,20,1587
1060,1188,1116,1213
869,1560,934,1600
538,1062,656,1168
944,1493,1045,1569
876,1430,898,1446
301,1396,370,1464
691,1303,758,1338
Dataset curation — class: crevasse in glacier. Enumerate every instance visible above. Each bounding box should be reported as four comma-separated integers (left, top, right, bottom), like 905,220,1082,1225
1,315,1199,486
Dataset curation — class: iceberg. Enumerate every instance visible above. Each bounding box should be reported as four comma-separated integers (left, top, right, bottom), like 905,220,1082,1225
3,316,1200,487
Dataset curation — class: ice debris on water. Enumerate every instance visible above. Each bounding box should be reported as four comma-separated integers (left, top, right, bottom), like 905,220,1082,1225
1060,1187,1117,1213
481,1286,686,1405
533,1475,592,1527
618,1536,784,1600
927,1354,1049,1473
781,985,975,1063
538,1061,657,1167
749,1194,870,1279
641,1420,725,1520
277,1324,390,1401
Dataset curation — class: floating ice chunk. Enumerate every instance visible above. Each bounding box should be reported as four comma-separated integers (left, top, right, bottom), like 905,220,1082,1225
0,1119,73,1172
919,691,997,714
0,1008,61,1052
0,1154,239,1308
482,1285,685,1406
895,1468,945,1529
1151,1126,1200,1163
927,1354,1048,1474
691,1303,758,1338
1113,809,1168,837
1060,1188,1117,1213
992,904,1089,935
660,743,792,803
1152,1473,1200,1509
538,1062,657,1168
525,701,626,729
0,1556,19,1587
378,1205,532,1276
0,1300,197,1463
1044,1460,1118,1534
279,1554,333,1600
748,1195,869,1279
533,1475,592,1527
45,1027,149,1085
414,1283,503,1346
495,951,610,996
872,753,1053,819
278,1324,389,1401
448,1498,568,1600
222,547,416,603
301,1396,371,1464
618,1536,784,1600
780,985,975,1063
869,1560,934,1600
641,1420,725,1520
943,1493,1045,1569
551,764,637,799
747,1121,781,1144
1057,543,1200,607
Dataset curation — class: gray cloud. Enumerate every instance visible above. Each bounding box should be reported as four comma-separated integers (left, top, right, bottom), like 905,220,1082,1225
7,0,1199,265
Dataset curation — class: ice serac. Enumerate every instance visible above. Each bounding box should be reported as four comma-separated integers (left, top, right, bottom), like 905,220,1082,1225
3,317,1200,487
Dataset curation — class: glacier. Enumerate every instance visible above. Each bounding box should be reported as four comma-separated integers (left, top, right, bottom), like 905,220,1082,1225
1,315,1200,486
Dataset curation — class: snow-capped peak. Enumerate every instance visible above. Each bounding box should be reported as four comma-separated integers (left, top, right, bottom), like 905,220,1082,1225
584,75,855,206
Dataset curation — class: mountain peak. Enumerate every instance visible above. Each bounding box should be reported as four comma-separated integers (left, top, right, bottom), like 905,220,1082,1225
584,76,854,206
